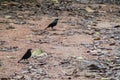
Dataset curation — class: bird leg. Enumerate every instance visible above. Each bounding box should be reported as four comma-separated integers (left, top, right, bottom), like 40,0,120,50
26,59,29,62
26,59,30,64
51,27,56,31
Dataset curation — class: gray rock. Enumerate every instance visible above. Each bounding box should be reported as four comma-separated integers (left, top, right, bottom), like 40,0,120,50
63,68,76,76
36,69,47,76
24,75,31,80
13,75,24,79
76,0,89,3
114,47,120,57
21,70,30,74
115,71,120,80
84,72,96,78
79,60,107,71
114,58,120,64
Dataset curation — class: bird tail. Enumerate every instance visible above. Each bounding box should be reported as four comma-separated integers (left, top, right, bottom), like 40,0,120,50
18,59,22,63
44,28,47,30
44,27,48,30
44,24,51,30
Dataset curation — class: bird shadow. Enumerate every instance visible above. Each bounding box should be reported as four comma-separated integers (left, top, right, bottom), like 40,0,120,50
52,29,57,31
44,28,57,31
18,61,30,64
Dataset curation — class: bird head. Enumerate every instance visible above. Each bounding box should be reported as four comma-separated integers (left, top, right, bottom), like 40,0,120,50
28,48,32,51
55,18,59,21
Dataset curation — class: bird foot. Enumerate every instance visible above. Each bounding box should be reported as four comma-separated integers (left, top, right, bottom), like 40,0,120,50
25,61,30,64
52,29,56,31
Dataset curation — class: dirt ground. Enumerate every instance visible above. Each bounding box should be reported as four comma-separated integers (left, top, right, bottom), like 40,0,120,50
0,1,120,80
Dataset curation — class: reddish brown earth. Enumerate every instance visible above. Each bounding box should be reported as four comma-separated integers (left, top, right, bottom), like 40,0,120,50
0,16,93,78
0,3,120,80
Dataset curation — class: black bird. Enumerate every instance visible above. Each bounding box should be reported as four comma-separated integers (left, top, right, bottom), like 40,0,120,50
18,49,32,63
44,18,59,30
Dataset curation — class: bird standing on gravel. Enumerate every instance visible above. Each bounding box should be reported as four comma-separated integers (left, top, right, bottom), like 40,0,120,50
44,18,59,30
18,49,32,63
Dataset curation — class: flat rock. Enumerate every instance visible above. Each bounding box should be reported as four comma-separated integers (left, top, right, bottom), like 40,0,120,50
76,0,89,3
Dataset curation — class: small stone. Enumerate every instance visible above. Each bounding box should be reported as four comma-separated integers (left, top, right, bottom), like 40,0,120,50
6,26,15,30
94,37,101,40
14,75,24,79
63,68,76,76
109,43,116,46
76,0,89,4
36,69,47,76
80,60,107,71
101,78,110,80
84,73,96,78
21,70,29,74
5,15,12,19
76,56,84,61
24,75,31,80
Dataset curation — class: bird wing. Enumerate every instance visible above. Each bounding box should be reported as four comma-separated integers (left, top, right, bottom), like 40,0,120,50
21,50,30,59
44,23,53,30
47,23,53,28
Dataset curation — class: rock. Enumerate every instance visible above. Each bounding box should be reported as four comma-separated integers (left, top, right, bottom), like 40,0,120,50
88,64,101,70
101,78,110,80
63,67,79,76
79,60,107,71
24,75,31,80
0,46,18,52
105,71,113,77
84,73,96,78
6,26,15,30
30,72,37,76
112,66,120,71
114,58,120,64
36,60,47,66
51,0,59,4
76,0,89,4
5,15,12,19
15,20,26,25
76,56,84,61
109,42,116,46
85,6,94,13
13,75,24,79
89,49,97,53
64,68,75,76
79,60,91,70
113,47,120,57
83,30,94,35
60,59,70,67
66,31,76,36
96,22,112,28
43,78,51,80
36,69,47,76
7,56,16,59
94,37,101,40
32,49,43,57
21,70,30,74
114,72,120,80
89,4,101,10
